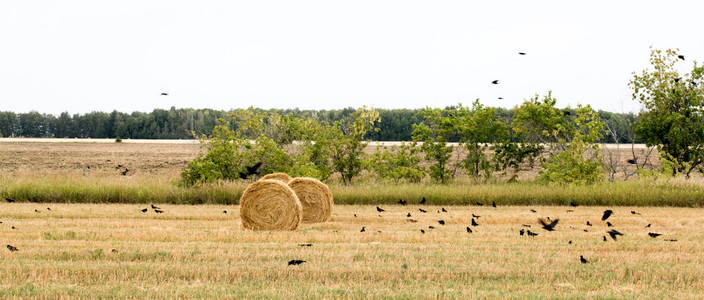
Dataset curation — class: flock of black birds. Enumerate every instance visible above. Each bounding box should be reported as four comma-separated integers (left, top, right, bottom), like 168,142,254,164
1,195,678,266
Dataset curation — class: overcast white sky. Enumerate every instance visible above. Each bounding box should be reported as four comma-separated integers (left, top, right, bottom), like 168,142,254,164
1,1,702,115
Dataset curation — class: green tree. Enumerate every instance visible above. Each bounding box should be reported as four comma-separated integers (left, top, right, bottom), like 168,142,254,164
366,142,425,183
412,107,457,183
329,106,380,185
630,48,704,177
456,100,508,180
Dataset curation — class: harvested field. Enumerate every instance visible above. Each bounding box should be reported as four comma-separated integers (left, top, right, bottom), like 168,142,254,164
1,203,703,298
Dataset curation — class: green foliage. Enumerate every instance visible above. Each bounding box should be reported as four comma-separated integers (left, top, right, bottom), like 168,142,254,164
367,142,425,183
329,106,381,185
630,48,704,177
491,142,543,179
537,104,606,184
456,100,508,180
412,107,457,183
115,136,122,143
512,92,573,145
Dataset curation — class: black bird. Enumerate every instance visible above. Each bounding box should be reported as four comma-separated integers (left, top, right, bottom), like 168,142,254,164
154,209,164,213
141,208,148,213
239,162,263,179
648,232,662,238
360,227,365,232
121,169,129,176
420,229,425,234
627,158,637,164
491,80,499,84
476,202,484,206
519,52,526,55
631,211,641,215
563,110,571,116
607,229,624,241
586,221,592,226
376,206,385,212
466,227,473,233
438,220,445,225
34,209,39,213
678,55,685,60
428,226,435,229
570,202,579,207
603,236,607,242
407,213,411,217
46,207,51,211
566,210,574,213
398,199,407,205
441,207,448,213
420,197,426,204
11,226,16,229
161,92,169,96
223,210,227,214
288,260,306,266
602,210,613,221
568,241,572,244
665,239,678,242
530,209,537,213
526,230,538,237
298,243,312,247
151,204,160,209
674,78,681,83
7,245,18,252
419,209,427,213
408,219,418,223
606,222,613,227
522,224,531,227
111,249,119,253
492,202,497,208
353,214,357,217
498,97,503,100
645,223,651,228
538,218,560,231
472,214,481,218
580,255,589,264
5,198,15,203
471,218,479,226
520,229,525,236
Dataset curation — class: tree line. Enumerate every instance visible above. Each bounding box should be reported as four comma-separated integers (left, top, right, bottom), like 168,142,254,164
0,106,638,143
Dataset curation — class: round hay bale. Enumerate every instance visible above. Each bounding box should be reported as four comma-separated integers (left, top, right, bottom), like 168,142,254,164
239,179,302,231
259,172,293,183
287,177,333,223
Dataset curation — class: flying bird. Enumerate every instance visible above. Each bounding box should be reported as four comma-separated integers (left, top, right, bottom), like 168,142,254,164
648,232,662,238
288,260,306,265
519,52,526,55
239,162,263,179
160,92,169,96
678,55,685,60
420,197,426,204
607,229,624,241
498,97,503,100
7,245,18,252
46,207,51,211
376,206,385,212
602,210,613,221
538,218,560,231
471,218,479,226
408,219,418,223
674,78,681,83
580,255,589,264
491,80,499,84
398,199,407,205
645,224,651,228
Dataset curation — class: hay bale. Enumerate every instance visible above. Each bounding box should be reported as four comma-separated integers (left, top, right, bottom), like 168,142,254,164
259,172,293,183
239,179,302,231
287,177,333,223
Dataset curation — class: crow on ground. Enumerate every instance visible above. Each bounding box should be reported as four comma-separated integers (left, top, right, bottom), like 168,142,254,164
441,207,448,213
7,245,18,252
467,227,473,233
288,260,306,265
438,220,445,225
398,199,407,205
419,208,427,213
471,218,479,226
420,197,426,204
376,206,385,212
648,232,662,238
360,227,365,232
141,208,148,213
154,209,164,213
298,243,313,247
580,255,589,264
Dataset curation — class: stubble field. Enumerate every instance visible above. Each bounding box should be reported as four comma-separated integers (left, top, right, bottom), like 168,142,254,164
2,140,704,298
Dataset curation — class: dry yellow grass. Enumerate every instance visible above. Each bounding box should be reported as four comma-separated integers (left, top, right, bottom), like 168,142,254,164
1,203,703,298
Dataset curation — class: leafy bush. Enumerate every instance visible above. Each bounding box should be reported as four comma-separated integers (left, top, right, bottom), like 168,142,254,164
367,142,425,183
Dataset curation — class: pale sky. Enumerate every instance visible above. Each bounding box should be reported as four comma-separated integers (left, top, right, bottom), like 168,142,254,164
1,1,702,115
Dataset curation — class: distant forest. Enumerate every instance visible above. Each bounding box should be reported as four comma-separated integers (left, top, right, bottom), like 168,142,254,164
0,107,639,143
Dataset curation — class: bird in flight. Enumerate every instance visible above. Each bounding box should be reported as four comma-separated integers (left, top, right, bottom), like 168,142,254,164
519,52,526,55
607,229,624,241
538,218,560,231
491,80,499,84
580,255,589,264
678,55,685,60
161,92,169,96
376,206,385,212
239,162,262,179
648,232,662,238
602,210,613,221
288,260,306,265
7,244,18,252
